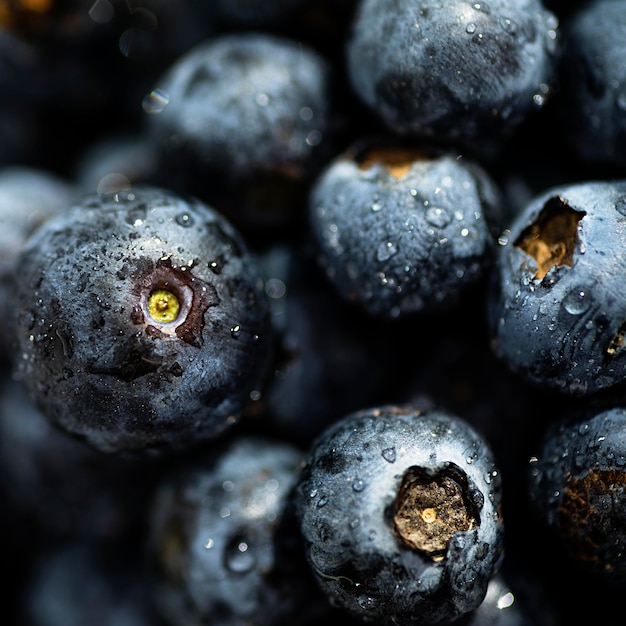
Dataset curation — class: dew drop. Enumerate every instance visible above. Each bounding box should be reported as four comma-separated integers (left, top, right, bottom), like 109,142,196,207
142,88,170,114
175,213,194,227
376,241,398,262
225,541,256,573
352,478,366,492
563,289,589,315
382,447,396,463
466,23,477,34
371,198,383,212
425,206,452,228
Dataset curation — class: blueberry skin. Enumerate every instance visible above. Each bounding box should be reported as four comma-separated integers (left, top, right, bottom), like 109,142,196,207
346,0,559,146
294,405,504,625
488,180,626,396
11,185,271,454
145,32,335,235
308,139,502,318
556,0,626,171
147,435,326,626
528,407,626,586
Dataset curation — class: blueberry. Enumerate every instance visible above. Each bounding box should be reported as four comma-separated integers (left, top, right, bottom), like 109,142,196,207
0,377,161,539
345,0,559,149
0,166,76,365
294,404,504,625
18,539,162,626
147,435,327,626
554,0,626,172
10,185,272,454
73,133,157,196
528,406,626,586
308,137,502,318
488,180,626,396
144,32,337,238
258,242,397,446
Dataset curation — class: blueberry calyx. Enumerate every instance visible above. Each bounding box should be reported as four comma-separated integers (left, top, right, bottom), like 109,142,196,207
354,145,429,180
392,463,481,562
131,259,215,347
558,468,626,571
514,195,585,280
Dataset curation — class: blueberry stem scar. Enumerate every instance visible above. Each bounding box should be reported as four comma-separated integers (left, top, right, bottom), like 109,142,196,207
148,289,180,324
514,196,585,280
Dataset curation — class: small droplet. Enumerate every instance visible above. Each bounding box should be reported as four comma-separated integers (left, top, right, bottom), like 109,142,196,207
466,23,477,34
376,241,398,262
225,541,256,573
382,447,396,463
142,89,170,114
425,206,452,228
230,325,241,338
352,478,365,492
175,213,194,227
563,289,589,315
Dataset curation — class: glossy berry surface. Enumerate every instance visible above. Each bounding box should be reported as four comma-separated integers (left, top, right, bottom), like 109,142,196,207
308,139,501,318
294,405,504,625
346,0,559,147
11,185,271,454
489,180,626,396
528,407,626,586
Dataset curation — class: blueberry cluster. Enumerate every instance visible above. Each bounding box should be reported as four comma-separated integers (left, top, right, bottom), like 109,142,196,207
3,2,626,625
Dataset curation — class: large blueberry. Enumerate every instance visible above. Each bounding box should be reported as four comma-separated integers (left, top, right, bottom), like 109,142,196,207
308,138,502,318
488,180,626,396
10,185,272,454
294,404,504,625
346,0,559,148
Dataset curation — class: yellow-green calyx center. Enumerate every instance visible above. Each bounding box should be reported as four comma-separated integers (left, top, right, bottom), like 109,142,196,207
147,289,180,324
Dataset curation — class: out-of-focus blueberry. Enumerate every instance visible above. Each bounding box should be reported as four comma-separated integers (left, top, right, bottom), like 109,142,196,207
144,32,337,238
0,377,161,539
147,435,328,626
308,138,502,318
259,243,397,446
294,404,504,625
489,180,626,396
555,0,626,172
18,539,163,626
0,166,76,365
10,185,272,454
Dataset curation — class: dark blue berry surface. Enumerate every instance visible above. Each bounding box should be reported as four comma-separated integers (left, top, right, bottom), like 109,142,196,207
4,2,626,625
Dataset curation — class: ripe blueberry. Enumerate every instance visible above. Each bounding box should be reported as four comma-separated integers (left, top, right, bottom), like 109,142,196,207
346,0,559,149
308,138,502,318
294,404,504,625
489,180,626,396
11,185,272,454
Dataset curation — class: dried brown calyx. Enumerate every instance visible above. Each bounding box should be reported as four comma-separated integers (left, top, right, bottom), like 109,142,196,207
558,468,626,573
355,146,429,179
392,465,479,561
514,196,585,280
